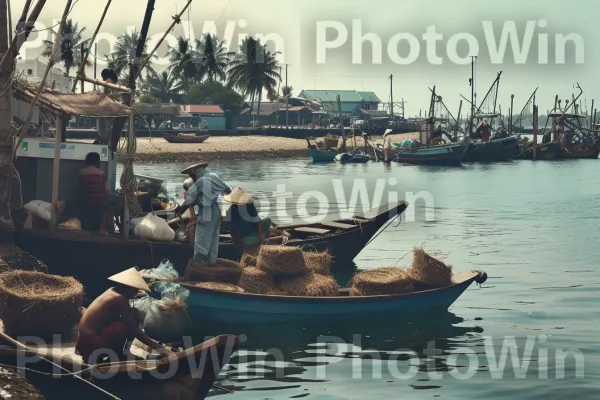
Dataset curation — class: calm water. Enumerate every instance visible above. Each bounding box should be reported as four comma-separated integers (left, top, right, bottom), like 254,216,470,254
123,158,600,399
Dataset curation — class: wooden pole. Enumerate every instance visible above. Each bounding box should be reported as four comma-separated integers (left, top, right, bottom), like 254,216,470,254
0,0,46,68
590,99,594,129
389,74,393,119
509,94,514,135
337,94,345,152
285,64,288,126
80,43,84,93
532,105,538,161
77,75,131,93
122,114,134,240
93,42,97,90
50,114,63,231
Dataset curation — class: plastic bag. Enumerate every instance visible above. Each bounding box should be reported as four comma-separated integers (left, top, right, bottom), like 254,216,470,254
140,259,179,282
134,213,175,242
24,200,52,221
133,295,192,342
150,281,190,302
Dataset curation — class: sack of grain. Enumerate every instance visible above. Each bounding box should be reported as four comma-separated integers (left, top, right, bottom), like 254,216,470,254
184,258,242,284
350,267,415,296
238,267,272,294
408,247,453,288
257,245,308,277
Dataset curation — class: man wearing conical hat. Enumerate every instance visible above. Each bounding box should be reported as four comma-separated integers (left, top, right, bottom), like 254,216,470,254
76,268,172,363
382,129,393,163
180,162,232,264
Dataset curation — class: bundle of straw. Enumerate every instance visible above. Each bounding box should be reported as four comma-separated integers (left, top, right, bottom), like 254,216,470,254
409,247,453,288
273,273,339,297
238,267,273,294
350,267,415,296
240,253,258,268
257,245,308,277
0,271,83,336
303,250,332,275
187,281,245,294
184,259,242,284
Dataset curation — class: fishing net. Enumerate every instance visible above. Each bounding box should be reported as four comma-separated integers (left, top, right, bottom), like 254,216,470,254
183,259,242,284
408,247,453,288
238,267,272,294
257,245,308,277
350,267,415,296
0,271,83,336
272,273,339,297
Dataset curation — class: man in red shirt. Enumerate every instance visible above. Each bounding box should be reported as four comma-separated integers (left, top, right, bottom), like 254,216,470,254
78,152,110,234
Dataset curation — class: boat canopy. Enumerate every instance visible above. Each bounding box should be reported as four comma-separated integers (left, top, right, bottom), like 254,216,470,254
548,112,585,119
13,85,133,117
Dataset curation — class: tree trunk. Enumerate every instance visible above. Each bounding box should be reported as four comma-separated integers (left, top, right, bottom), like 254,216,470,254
256,89,262,123
0,0,15,240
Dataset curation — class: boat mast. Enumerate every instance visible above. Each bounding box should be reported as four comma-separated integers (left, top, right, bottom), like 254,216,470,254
469,56,476,136
389,73,393,121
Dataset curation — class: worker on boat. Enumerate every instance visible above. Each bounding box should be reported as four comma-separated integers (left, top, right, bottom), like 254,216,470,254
224,188,272,257
76,268,173,363
181,162,232,265
78,152,112,235
475,120,492,143
382,129,393,163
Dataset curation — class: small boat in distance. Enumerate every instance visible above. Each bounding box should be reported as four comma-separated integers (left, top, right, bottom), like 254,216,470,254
307,136,338,162
182,270,488,323
163,132,210,144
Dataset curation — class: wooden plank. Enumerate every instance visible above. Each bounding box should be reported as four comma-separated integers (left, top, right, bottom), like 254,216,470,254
50,114,62,231
294,227,330,235
321,221,356,230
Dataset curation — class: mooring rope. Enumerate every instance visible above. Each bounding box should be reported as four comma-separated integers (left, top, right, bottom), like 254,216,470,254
119,114,141,218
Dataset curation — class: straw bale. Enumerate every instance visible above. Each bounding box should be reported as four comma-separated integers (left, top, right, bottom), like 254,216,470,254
303,250,332,275
184,259,241,284
240,253,258,268
409,247,453,288
257,245,308,277
0,271,83,336
238,267,273,294
350,267,415,296
188,281,245,293
273,273,339,297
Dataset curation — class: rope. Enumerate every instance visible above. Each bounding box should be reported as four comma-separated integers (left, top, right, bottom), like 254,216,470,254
119,113,141,218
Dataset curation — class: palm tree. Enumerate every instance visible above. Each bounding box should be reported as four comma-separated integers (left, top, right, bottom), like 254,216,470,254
282,86,294,97
196,33,232,83
140,70,183,103
106,30,156,83
168,36,199,93
227,37,280,118
41,19,91,76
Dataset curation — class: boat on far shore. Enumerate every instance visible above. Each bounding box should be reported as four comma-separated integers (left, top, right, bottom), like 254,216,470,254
162,132,210,144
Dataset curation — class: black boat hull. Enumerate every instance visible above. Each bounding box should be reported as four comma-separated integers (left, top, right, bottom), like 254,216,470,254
462,137,519,162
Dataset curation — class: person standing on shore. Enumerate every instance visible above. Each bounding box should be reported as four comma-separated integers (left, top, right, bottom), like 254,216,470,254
181,163,232,264
383,129,393,163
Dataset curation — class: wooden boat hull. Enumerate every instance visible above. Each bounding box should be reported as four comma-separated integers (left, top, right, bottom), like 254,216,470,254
308,147,337,162
514,141,562,160
561,143,600,159
162,133,210,144
0,334,238,400
14,202,408,296
395,142,466,166
182,271,486,323
462,136,519,162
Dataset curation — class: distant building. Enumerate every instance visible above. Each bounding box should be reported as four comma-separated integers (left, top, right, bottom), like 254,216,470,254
180,104,226,130
16,58,72,92
298,90,381,117
240,98,323,126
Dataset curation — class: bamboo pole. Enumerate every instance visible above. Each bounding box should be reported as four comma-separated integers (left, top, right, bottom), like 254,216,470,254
71,0,112,92
134,0,194,79
50,114,62,231
532,105,538,161
80,43,84,93
77,75,131,93
0,0,46,69
14,0,72,151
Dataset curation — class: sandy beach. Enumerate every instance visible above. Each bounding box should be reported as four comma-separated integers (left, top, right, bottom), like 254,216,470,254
115,132,420,163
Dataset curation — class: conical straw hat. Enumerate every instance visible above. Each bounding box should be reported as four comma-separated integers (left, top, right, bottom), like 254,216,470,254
181,162,209,175
383,129,393,136
108,268,150,292
223,187,253,205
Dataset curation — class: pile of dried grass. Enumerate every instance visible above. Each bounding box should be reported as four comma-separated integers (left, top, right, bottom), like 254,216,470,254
240,253,257,268
186,281,245,293
350,267,415,296
257,245,308,277
409,247,453,288
0,271,83,336
238,267,272,294
303,250,332,275
273,273,339,297
184,259,242,284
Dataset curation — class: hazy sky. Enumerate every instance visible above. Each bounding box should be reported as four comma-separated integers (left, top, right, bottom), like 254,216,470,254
11,0,600,117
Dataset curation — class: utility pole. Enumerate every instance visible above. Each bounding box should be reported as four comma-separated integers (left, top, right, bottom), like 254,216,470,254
338,94,345,152
0,0,14,234
285,64,288,126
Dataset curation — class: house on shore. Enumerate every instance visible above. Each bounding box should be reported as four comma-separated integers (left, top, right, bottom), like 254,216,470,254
239,98,329,126
180,104,226,130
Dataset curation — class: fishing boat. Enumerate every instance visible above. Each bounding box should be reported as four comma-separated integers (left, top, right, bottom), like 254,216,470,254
462,136,519,162
306,136,338,162
0,330,238,400
513,139,562,160
395,141,467,166
162,132,210,144
181,270,487,323
308,147,337,162
334,149,370,163
14,202,409,293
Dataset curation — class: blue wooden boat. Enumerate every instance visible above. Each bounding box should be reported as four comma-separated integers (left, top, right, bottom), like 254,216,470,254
334,149,370,163
394,141,468,166
181,270,487,323
309,147,337,162
462,136,519,162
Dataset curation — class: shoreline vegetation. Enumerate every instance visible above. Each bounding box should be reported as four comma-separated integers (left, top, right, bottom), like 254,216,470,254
113,132,420,164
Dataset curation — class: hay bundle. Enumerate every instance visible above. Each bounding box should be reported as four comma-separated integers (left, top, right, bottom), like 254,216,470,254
0,271,83,336
409,247,453,288
188,281,245,293
238,267,272,294
240,253,258,268
257,245,307,277
273,273,339,297
184,259,242,284
350,267,415,296
303,250,332,275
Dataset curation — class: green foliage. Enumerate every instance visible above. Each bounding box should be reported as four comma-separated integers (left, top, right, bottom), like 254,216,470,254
187,81,244,112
